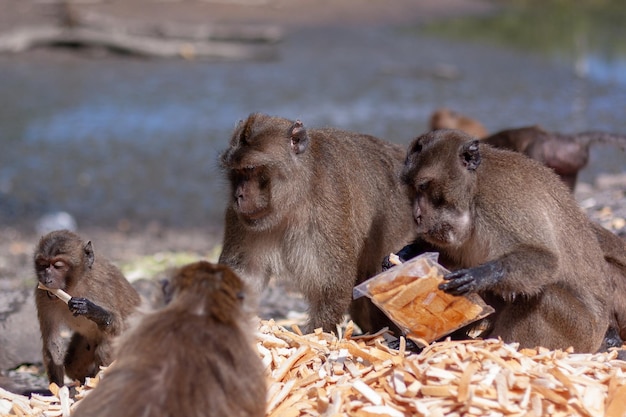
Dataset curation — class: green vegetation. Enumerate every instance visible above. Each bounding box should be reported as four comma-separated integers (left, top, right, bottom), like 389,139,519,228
120,246,221,282
421,0,626,61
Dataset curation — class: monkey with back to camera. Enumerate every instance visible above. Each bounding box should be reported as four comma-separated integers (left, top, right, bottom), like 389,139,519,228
34,229,140,386
218,113,415,334
72,261,266,417
389,129,614,352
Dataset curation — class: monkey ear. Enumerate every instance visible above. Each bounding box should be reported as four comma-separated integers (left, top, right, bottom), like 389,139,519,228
460,140,481,171
240,116,253,144
290,120,309,155
84,241,95,268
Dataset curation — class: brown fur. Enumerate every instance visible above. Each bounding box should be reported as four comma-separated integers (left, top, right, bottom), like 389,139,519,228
34,230,140,386
429,107,488,139
483,126,587,190
218,113,414,333
398,129,611,352
71,261,266,417
590,222,626,341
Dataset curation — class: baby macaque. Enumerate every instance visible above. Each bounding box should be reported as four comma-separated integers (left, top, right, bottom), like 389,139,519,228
34,230,140,386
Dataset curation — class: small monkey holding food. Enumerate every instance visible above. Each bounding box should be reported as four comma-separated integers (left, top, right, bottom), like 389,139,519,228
389,129,613,352
34,229,140,386
72,261,266,417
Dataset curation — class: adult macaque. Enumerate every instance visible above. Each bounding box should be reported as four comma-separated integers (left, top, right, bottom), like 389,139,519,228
218,113,414,333
392,129,612,352
483,126,626,191
72,261,266,417
429,108,626,191
34,230,140,386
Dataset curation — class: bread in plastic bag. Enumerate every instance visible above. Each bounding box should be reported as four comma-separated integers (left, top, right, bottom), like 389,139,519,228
353,252,494,346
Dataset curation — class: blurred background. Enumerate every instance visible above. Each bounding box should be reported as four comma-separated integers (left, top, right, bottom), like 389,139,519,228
0,0,625,274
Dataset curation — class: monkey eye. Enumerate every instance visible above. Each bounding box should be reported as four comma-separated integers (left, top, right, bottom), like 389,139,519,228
53,261,65,269
416,179,430,192
238,165,257,177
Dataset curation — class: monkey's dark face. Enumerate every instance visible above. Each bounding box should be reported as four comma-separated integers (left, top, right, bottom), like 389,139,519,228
220,113,309,231
34,230,94,290
402,130,480,249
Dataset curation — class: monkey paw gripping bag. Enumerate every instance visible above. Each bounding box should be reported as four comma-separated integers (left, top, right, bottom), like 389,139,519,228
354,253,494,347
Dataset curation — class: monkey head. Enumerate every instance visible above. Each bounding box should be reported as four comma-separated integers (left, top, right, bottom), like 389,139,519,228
168,261,247,323
34,230,95,290
429,108,488,139
219,113,310,231
429,108,460,130
401,130,481,249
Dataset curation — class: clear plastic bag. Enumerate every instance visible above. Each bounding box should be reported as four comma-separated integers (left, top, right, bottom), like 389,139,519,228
354,253,494,346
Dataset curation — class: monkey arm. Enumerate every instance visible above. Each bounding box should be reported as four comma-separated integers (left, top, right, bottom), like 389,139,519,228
68,298,114,330
440,246,559,297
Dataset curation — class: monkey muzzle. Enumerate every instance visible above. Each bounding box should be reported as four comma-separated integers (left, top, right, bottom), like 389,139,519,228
413,203,422,225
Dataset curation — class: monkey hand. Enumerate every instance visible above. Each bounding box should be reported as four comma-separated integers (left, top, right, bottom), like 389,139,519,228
439,261,504,296
382,255,400,271
68,297,91,316
68,298,113,328
382,242,425,271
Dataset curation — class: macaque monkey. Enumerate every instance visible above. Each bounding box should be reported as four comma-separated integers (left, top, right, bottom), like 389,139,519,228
429,108,626,191
218,113,414,333
72,261,266,417
483,126,626,191
429,107,488,139
34,230,140,386
391,129,612,352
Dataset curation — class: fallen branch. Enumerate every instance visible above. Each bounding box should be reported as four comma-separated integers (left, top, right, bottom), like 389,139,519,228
73,8,283,43
0,26,278,60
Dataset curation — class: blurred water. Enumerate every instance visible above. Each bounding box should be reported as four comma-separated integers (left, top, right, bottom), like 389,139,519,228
0,23,625,230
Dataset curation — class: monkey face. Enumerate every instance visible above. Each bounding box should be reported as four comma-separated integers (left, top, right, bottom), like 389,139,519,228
34,230,95,290
402,130,480,248
220,114,310,231
408,179,473,248
227,165,272,224
34,255,70,289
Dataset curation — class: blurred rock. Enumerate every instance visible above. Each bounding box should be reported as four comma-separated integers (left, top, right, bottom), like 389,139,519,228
0,289,40,371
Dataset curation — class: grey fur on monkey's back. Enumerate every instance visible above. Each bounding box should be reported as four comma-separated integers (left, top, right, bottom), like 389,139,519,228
219,113,415,333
